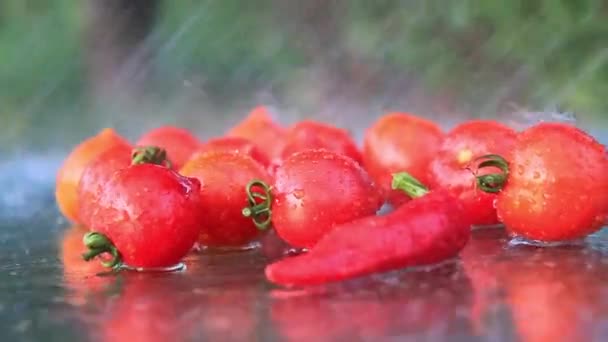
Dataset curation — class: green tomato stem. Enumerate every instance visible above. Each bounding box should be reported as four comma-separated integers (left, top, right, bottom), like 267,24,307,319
131,146,172,168
82,232,122,269
243,179,273,230
391,172,430,198
472,154,510,193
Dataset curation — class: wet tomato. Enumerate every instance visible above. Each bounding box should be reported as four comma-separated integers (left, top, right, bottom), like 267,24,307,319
56,128,131,223
363,112,444,207
180,151,271,247
480,122,608,241
244,150,383,248
84,164,203,268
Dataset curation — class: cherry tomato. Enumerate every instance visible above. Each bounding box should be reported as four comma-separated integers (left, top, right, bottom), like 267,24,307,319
280,120,362,164
245,150,383,248
84,164,203,268
192,136,270,168
180,151,271,247
428,120,517,226
363,112,444,207
227,106,286,161
487,122,608,241
136,126,200,170
56,128,131,223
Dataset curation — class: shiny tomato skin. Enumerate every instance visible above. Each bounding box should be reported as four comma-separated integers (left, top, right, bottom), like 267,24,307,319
193,136,270,168
363,112,444,207
271,149,383,248
280,120,362,164
136,126,200,170
77,144,133,229
428,120,518,225
56,128,132,223
496,122,608,241
91,164,203,268
180,151,272,247
227,106,287,161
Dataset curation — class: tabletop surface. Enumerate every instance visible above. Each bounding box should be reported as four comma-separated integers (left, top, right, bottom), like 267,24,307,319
2,183,608,342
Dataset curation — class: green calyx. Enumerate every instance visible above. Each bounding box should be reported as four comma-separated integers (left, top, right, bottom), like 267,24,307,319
242,179,273,230
131,146,172,168
82,232,122,269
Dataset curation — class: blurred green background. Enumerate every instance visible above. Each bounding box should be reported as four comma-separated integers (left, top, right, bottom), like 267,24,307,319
2,0,608,152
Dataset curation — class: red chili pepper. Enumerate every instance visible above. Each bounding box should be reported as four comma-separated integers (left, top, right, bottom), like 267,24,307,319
265,172,472,287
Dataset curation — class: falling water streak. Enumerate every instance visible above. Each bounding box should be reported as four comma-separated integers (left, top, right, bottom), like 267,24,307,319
553,47,608,105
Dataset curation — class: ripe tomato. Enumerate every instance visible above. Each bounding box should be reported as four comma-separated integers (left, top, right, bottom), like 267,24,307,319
493,122,608,241
280,120,362,164
428,120,518,226
192,136,270,168
227,106,286,161
180,151,271,247
246,150,383,248
363,112,444,207
85,164,203,268
136,126,200,170
56,128,131,223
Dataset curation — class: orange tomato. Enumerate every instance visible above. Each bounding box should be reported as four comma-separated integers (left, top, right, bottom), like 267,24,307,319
227,106,287,161
56,128,131,223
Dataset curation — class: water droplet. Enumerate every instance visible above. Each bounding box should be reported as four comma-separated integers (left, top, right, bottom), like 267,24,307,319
293,189,305,199
533,171,541,180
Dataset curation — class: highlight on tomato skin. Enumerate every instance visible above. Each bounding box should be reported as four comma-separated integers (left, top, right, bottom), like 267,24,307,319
180,151,272,248
56,128,132,223
363,112,444,207
136,126,200,170
226,106,287,161
427,120,518,226
280,120,363,165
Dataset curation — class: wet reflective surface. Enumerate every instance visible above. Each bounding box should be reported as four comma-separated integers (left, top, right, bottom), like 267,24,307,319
3,199,608,341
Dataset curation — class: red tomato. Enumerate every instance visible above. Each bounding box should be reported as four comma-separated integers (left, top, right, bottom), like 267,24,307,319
85,164,203,268
180,151,271,247
246,150,383,248
136,126,200,170
193,136,270,168
227,106,287,161
280,120,362,164
77,145,132,229
494,122,608,241
428,120,518,226
56,128,131,223
363,112,444,207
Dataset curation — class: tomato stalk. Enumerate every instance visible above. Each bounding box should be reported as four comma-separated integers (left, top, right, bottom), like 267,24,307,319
391,172,430,198
131,146,171,168
471,154,510,193
82,232,122,269
242,179,273,230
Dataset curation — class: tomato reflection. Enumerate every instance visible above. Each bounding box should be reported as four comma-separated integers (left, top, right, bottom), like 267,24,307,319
270,264,474,341
462,229,608,342
60,225,116,306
